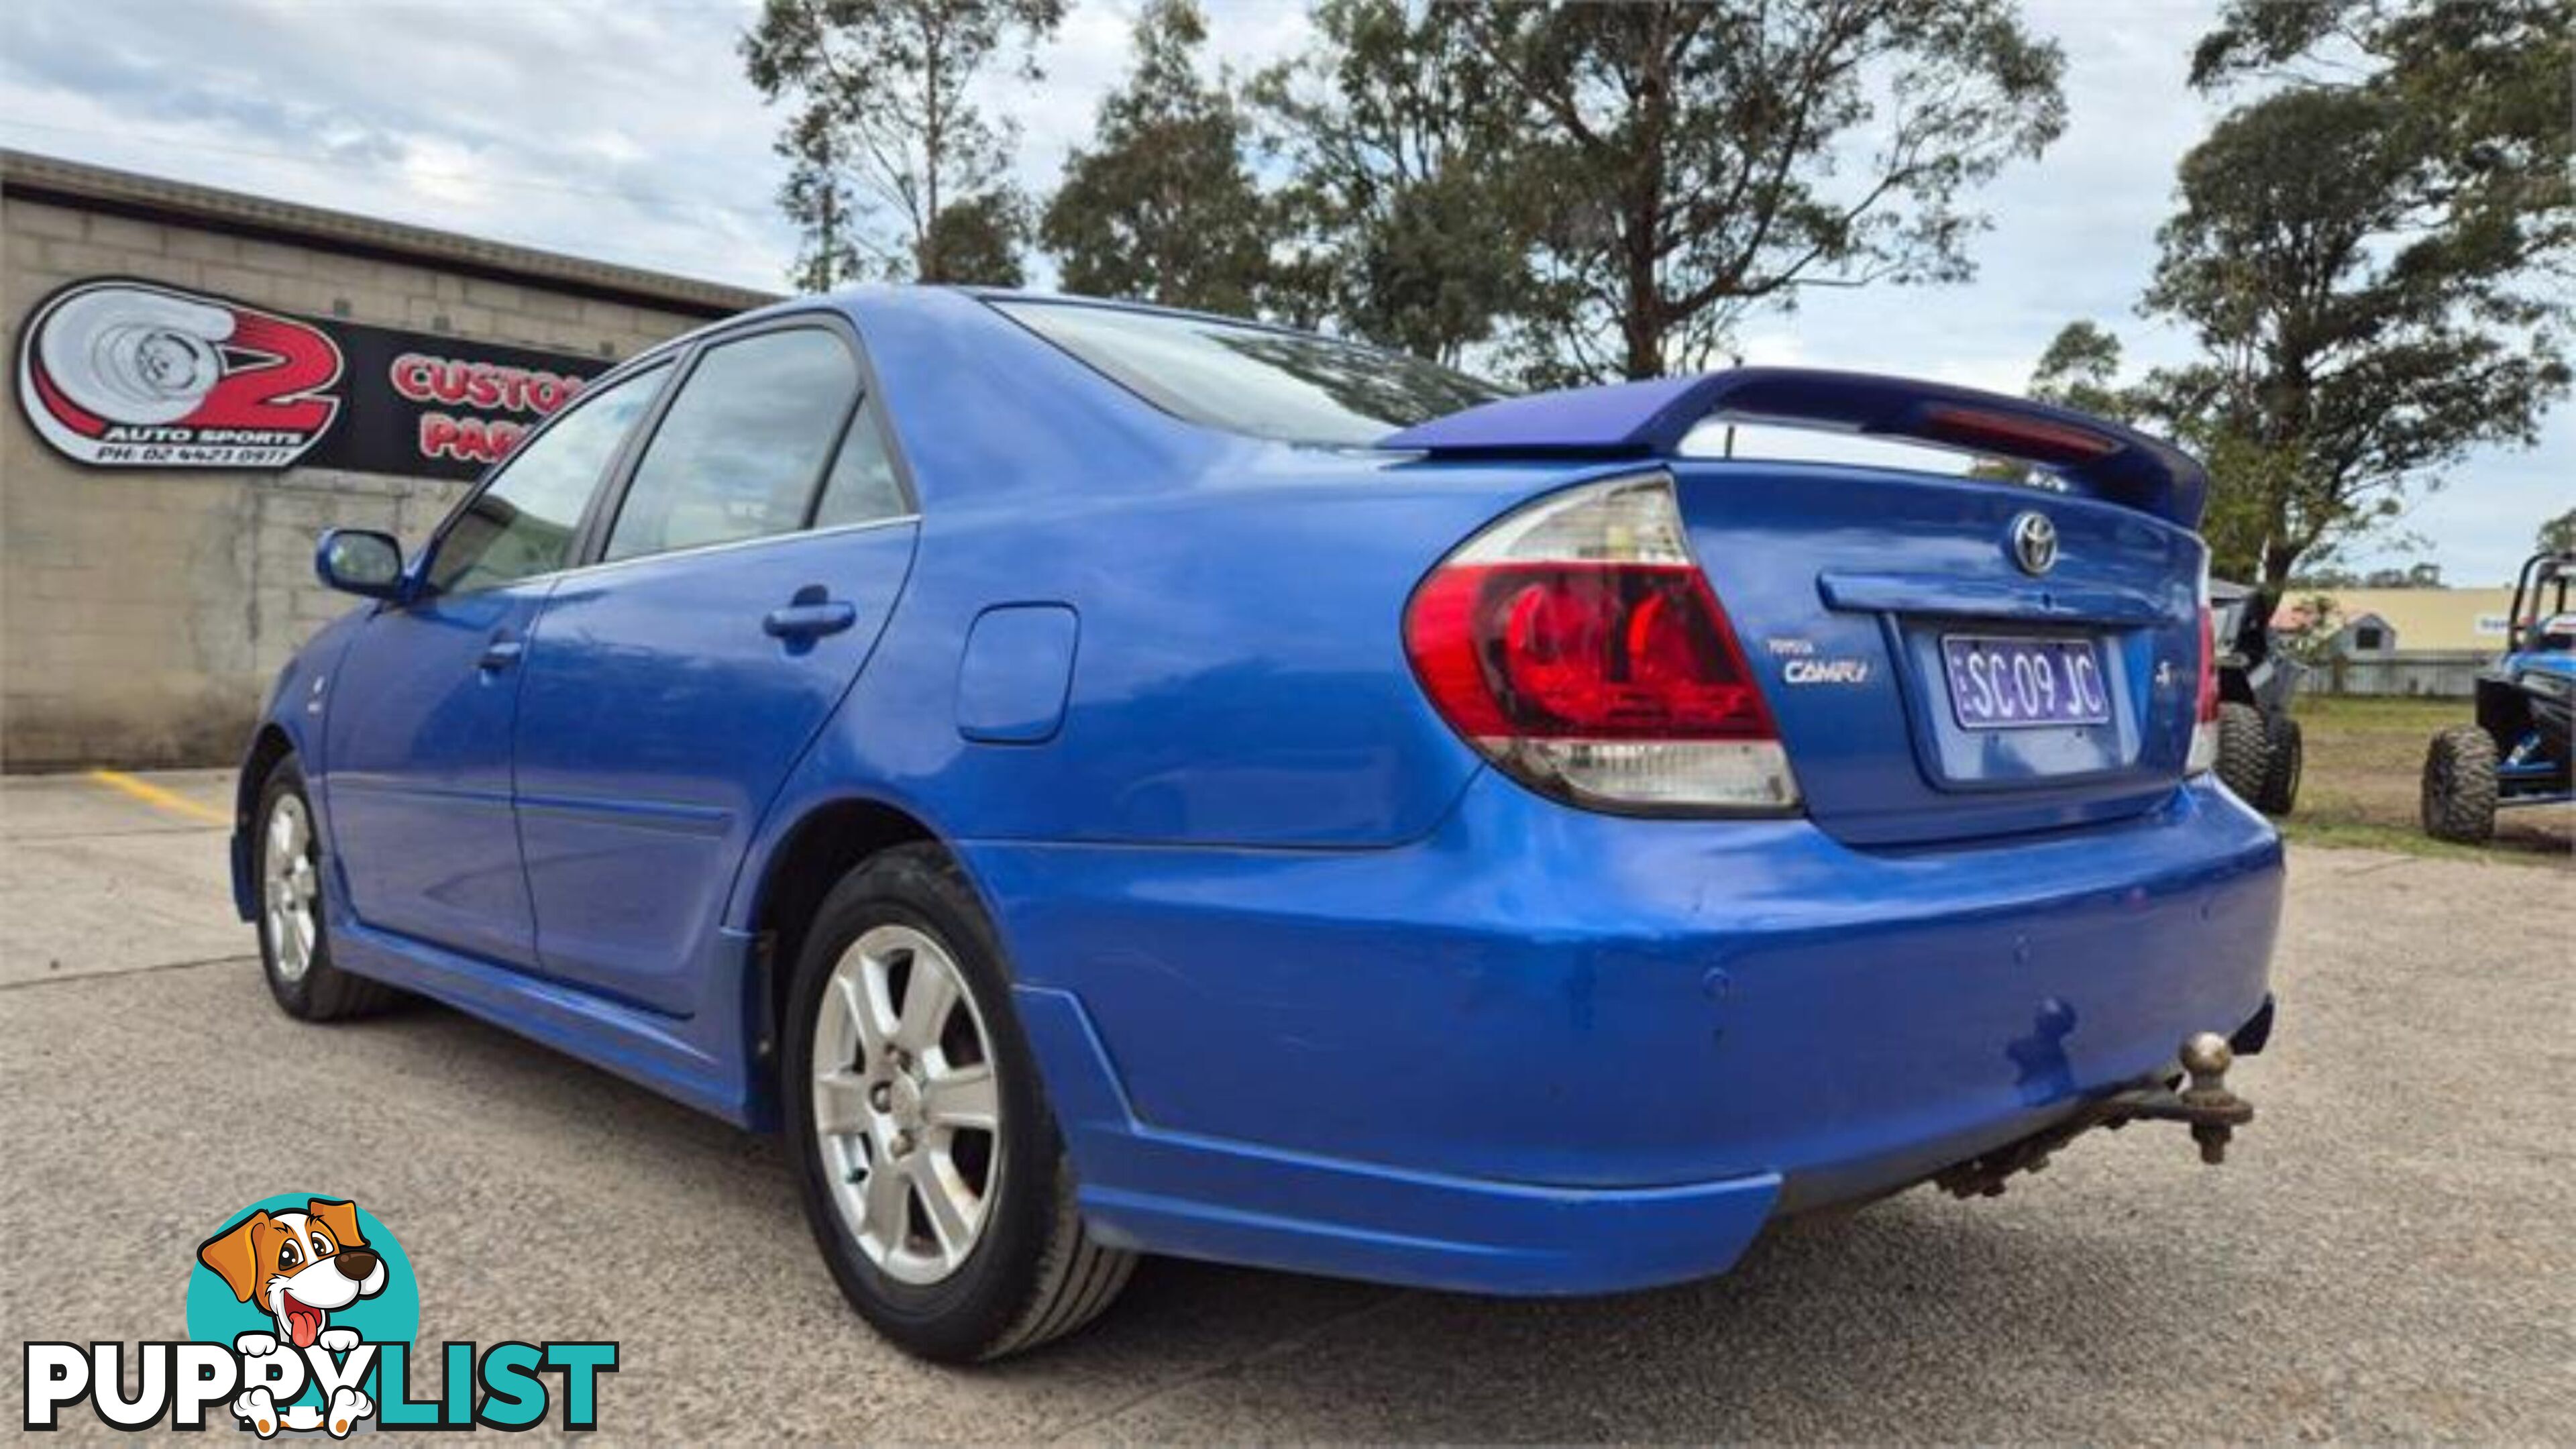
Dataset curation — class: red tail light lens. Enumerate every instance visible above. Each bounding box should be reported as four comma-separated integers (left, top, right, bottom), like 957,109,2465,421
1412,564,1772,739
1403,475,1797,813
2187,559,2220,775
2196,604,2220,724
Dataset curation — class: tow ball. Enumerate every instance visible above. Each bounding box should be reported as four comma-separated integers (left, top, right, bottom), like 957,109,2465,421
1936,1032,2256,1199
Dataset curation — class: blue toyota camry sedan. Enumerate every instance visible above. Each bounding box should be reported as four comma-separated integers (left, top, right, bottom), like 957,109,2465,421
233,287,2282,1360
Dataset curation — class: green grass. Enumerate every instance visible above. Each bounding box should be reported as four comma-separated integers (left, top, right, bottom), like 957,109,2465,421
2292,694,2477,729
2279,694,2571,867
2274,815,2521,863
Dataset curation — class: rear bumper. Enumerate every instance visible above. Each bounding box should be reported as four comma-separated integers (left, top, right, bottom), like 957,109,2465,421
966,773,2284,1294
1014,984,1784,1295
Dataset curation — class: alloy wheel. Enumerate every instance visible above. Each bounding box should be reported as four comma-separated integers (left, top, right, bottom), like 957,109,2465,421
810,924,1003,1285
262,794,319,983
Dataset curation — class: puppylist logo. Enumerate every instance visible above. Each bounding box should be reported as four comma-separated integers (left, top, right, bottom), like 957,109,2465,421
22,1193,616,1435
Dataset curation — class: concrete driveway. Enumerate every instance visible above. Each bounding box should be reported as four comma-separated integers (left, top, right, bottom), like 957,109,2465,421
3,769,2568,1440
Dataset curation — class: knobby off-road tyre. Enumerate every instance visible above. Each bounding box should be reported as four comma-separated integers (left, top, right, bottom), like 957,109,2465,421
2420,724,2500,844
2255,713,2303,816
254,758,400,1021
783,843,1136,1362
2215,702,2270,806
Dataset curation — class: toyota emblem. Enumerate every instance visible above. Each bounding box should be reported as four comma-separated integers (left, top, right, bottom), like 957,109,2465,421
2009,511,2058,576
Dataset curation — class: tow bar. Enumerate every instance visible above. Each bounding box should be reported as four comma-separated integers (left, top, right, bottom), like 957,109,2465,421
1936,1032,2256,1199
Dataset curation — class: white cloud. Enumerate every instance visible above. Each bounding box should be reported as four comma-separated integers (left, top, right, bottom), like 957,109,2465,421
3,0,2563,578
1,0,797,280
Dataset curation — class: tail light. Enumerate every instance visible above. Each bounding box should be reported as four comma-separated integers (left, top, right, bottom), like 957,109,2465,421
1403,474,1798,813
2186,554,2220,774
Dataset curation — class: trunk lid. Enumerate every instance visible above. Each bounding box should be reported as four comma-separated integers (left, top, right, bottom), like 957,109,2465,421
1383,366,2214,847
1669,459,2202,847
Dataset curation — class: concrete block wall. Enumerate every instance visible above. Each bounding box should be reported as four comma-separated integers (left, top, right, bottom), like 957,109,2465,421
1,193,724,768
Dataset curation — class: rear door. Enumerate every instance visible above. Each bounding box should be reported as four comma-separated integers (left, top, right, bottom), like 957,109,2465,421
1668,458,2203,847
509,317,917,1014
323,362,670,963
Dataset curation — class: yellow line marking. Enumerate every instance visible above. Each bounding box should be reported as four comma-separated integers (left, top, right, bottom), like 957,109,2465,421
87,769,232,826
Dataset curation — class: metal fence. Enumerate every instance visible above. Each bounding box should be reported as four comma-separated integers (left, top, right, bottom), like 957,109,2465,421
2310,651,2491,698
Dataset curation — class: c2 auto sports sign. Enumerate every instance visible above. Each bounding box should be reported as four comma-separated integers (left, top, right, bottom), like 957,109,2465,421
14,276,614,480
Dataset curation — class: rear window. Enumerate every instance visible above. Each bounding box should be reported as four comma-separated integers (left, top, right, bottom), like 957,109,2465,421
992,299,1505,447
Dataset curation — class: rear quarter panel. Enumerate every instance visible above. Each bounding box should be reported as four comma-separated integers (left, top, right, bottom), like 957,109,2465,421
764,460,1582,851
745,290,1625,863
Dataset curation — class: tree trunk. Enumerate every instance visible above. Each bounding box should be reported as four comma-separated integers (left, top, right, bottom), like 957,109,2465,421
2259,537,2302,606
1618,6,1673,380
918,11,947,282
1621,299,1663,380
818,155,839,290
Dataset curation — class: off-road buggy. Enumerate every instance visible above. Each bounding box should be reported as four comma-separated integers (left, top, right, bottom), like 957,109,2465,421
2210,579,2302,816
2421,550,2575,843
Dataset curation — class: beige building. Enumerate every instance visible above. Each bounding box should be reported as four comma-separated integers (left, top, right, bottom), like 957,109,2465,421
1,150,773,768
2273,587,2524,657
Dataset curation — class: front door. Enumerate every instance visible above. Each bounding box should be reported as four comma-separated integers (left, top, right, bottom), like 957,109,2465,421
322,360,671,965
511,323,916,1014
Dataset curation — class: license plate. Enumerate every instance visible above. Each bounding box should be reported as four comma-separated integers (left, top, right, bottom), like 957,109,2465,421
1940,634,2110,729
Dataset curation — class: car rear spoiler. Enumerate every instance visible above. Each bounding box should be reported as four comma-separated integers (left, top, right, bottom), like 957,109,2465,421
1380,367,2210,530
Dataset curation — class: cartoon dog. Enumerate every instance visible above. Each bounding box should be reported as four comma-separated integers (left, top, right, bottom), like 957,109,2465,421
197,1198,384,1437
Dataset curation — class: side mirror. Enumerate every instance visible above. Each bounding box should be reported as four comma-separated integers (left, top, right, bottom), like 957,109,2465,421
315,529,406,599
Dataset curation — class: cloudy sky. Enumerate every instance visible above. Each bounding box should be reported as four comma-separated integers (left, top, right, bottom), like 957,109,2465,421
5,0,2563,583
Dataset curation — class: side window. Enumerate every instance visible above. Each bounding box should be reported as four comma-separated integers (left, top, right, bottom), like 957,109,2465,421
427,363,667,594
602,328,859,563
810,405,909,529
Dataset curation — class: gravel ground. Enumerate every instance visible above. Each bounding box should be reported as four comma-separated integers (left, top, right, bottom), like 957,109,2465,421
2,770,2569,1441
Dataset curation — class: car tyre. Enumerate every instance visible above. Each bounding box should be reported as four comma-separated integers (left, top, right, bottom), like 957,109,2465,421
2420,724,2499,844
2254,713,2302,816
254,757,398,1021
783,843,1134,1362
2215,702,2269,804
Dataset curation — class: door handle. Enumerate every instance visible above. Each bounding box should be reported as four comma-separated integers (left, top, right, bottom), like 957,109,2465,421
478,637,525,672
763,600,858,640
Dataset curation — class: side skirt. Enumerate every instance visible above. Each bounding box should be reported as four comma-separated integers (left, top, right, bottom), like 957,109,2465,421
325,915,763,1128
